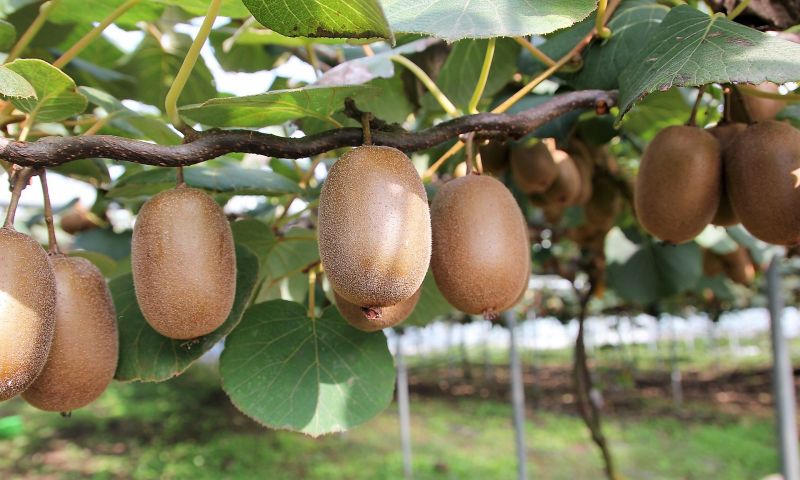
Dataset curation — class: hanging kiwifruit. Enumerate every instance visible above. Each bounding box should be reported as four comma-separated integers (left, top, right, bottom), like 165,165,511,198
584,174,622,233
708,123,747,227
430,175,530,317
318,146,431,311
543,150,582,206
335,286,422,332
573,150,595,205
742,83,785,121
132,186,237,340
60,203,99,235
0,228,57,401
726,120,800,245
721,246,755,286
634,125,721,244
701,249,725,277
509,138,558,194
22,256,118,412
478,141,510,175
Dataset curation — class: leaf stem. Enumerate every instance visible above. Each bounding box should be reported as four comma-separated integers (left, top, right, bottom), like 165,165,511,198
5,0,61,64
308,268,317,320
52,0,139,69
687,84,707,127
595,0,612,39
164,0,222,129
727,0,752,20
390,54,457,116
82,116,109,136
467,38,496,114
514,37,557,67
38,169,60,254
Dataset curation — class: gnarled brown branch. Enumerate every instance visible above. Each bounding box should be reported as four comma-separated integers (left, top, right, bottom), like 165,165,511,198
0,90,616,168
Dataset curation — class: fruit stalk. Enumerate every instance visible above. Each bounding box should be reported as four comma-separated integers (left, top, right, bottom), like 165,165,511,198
3,167,34,228
467,38,496,114
38,169,60,254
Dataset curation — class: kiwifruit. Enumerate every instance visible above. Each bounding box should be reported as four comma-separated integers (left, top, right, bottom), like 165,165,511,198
542,203,566,224
430,175,530,317
542,150,582,206
726,120,800,245
335,286,422,332
0,228,56,401
60,203,98,235
701,249,725,277
634,125,721,244
584,175,622,232
318,146,431,310
708,123,747,226
132,186,236,339
478,141,510,175
509,138,558,194
721,246,755,286
742,83,785,121
22,256,117,412
573,150,595,205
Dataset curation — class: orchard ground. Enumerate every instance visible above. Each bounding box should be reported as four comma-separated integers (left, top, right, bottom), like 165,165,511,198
0,333,793,480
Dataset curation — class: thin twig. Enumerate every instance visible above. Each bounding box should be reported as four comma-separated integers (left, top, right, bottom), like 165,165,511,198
687,84,708,126
3,167,34,229
38,169,60,254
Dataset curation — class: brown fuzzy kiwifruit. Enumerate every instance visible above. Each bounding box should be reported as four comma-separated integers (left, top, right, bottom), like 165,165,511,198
509,138,558,194
585,175,622,233
701,249,725,277
0,228,56,401
708,123,747,227
60,203,98,235
726,120,800,245
335,286,422,332
742,83,785,121
478,141,510,175
634,125,721,244
23,256,118,412
573,150,595,205
132,187,236,340
318,146,431,310
430,175,529,317
721,246,755,286
543,150,582,207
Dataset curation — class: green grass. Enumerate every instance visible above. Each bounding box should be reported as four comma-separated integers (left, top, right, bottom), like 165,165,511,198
0,363,781,480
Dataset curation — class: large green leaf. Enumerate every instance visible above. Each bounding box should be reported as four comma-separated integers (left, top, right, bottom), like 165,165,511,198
317,38,438,86
107,165,301,199
404,271,454,327
242,0,392,40
422,38,520,112
0,18,15,50
220,300,395,436
179,85,376,128
6,59,87,122
51,158,110,186
49,0,163,27
619,5,800,116
0,65,35,99
382,0,596,42
112,244,260,382
231,220,319,284
605,228,701,305
158,0,250,18
80,86,181,144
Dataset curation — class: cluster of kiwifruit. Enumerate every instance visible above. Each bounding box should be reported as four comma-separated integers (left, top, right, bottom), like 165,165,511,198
635,116,800,247
0,180,237,413
702,245,756,286
318,143,531,331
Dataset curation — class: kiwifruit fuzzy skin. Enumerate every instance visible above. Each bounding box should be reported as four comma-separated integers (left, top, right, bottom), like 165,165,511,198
543,151,582,207
0,228,56,401
743,83,785,121
430,175,530,316
585,175,621,232
702,249,725,277
334,287,422,332
634,126,721,244
478,142,510,175
573,151,595,205
318,146,431,308
709,123,747,226
23,256,118,412
132,187,236,340
722,246,755,286
726,121,800,245
509,140,558,194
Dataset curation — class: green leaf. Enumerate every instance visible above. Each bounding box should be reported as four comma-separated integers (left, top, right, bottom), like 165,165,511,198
179,85,376,128
72,228,132,261
51,158,110,186
382,0,597,42
317,38,439,86
620,89,691,142
605,228,701,305
422,38,520,112
49,0,163,27
157,0,250,18
404,271,454,327
68,251,117,278
107,165,301,199
210,28,283,74
220,300,395,436
619,6,800,116
112,244,260,382
242,0,392,40
0,65,35,99
5,59,87,122
0,18,16,50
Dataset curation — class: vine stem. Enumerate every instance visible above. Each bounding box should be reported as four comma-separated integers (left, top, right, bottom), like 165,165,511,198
423,0,622,179
739,84,800,102
53,0,140,69
687,84,707,126
390,54,458,116
3,167,34,229
5,0,61,64
164,0,222,129
514,37,556,67
467,38,496,114
38,169,60,254
727,0,752,20
595,0,612,39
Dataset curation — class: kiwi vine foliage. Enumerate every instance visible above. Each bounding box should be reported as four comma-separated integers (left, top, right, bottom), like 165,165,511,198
1,0,800,437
